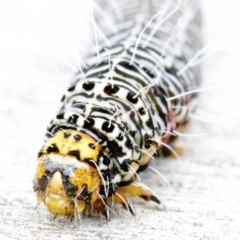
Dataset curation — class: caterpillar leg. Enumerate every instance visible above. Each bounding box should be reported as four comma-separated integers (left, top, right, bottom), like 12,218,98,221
161,137,184,157
92,182,162,220
92,195,137,220
113,182,161,209
92,198,115,221
161,121,190,157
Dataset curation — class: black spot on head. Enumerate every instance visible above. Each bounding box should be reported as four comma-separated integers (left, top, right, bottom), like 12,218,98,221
82,82,95,91
104,85,119,95
88,143,95,149
83,118,95,129
74,134,82,142
46,144,59,153
101,121,115,133
127,91,138,104
68,150,80,160
139,107,146,115
121,159,131,172
64,132,71,138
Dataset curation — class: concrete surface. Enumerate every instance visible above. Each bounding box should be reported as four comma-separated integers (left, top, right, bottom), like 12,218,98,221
0,0,240,239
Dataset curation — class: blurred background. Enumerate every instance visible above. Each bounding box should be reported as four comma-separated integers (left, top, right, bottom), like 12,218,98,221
0,0,239,239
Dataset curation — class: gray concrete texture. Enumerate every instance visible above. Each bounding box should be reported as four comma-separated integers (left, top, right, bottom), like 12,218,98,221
0,0,239,239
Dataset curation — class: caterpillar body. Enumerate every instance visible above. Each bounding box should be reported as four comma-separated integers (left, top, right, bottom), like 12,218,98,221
34,0,201,221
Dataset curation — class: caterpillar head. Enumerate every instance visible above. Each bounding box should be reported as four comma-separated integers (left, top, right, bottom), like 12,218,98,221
33,130,103,218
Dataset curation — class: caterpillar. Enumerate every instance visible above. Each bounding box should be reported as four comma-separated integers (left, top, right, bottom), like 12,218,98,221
33,0,201,221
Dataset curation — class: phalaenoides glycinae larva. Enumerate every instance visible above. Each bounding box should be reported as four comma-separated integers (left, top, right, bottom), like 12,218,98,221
33,0,202,221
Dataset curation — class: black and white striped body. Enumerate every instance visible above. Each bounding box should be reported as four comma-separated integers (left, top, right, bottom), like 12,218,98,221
45,0,201,198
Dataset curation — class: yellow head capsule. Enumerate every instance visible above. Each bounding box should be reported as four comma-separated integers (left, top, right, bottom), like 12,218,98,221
34,130,102,218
